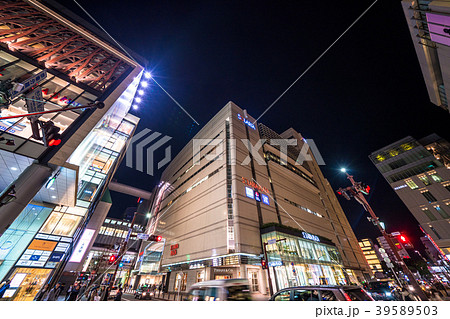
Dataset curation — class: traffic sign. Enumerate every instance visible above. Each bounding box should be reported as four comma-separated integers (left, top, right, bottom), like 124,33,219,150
137,233,150,240
25,87,45,118
267,239,277,245
391,232,401,236
10,69,47,99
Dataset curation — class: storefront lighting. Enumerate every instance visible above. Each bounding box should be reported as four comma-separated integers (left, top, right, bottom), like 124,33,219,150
10,167,18,171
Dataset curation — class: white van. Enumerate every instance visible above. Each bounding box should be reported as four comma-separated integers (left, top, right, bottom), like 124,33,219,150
186,279,251,301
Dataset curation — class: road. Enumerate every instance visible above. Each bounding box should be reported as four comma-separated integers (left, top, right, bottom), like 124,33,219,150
122,293,163,301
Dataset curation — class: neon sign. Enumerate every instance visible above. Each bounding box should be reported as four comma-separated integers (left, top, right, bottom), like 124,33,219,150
237,113,256,130
302,232,320,242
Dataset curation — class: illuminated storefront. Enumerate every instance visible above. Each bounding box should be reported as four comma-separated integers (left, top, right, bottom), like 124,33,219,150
261,225,347,291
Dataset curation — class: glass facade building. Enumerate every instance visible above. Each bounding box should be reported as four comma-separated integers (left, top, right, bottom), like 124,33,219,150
262,226,346,291
0,0,144,301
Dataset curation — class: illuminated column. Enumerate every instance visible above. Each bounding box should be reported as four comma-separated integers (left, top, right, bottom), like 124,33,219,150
0,163,53,236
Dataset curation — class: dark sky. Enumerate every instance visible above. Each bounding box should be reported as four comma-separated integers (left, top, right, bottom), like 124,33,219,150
65,1,450,253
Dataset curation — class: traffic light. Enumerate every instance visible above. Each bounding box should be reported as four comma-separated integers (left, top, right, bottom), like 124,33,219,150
108,255,117,264
336,188,351,200
261,258,268,269
359,183,370,195
149,235,163,242
42,121,61,146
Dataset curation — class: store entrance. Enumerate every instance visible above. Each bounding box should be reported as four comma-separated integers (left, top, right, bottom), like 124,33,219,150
7,267,52,301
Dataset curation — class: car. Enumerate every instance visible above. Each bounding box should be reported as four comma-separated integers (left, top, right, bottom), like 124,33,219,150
186,279,252,301
134,287,154,300
269,285,374,301
364,281,397,301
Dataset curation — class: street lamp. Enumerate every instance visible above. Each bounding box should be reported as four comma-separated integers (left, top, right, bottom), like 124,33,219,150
336,168,429,301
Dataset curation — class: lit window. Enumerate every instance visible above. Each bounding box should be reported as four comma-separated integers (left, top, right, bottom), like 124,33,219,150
405,179,418,189
105,219,110,223
429,174,443,183
418,175,431,186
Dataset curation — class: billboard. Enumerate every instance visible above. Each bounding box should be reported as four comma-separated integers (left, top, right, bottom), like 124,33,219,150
426,13,450,47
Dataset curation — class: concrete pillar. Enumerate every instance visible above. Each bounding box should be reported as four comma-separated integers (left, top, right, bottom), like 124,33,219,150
0,162,53,235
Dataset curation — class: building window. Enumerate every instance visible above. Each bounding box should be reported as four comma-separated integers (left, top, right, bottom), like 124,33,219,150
421,190,437,202
249,271,259,292
429,174,443,183
422,208,437,221
418,175,431,186
428,225,441,239
174,273,187,291
196,271,205,283
444,184,450,192
405,179,418,189
434,206,449,219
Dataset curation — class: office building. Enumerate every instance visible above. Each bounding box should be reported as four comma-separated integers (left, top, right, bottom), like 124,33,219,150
146,102,371,296
376,236,411,262
401,0,450,112
0,0,145,300
370,134,450,260
358,238,383,276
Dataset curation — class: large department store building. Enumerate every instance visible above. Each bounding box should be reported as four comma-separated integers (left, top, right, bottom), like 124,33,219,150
147,102,371,296
0,0,145,300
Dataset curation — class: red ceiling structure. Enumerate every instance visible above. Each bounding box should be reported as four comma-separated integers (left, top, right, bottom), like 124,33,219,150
0,0,133,92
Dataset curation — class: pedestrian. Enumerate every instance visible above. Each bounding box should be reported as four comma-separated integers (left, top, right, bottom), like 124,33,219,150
67,283,80,301
35,284,50,301
101,286,109,301
65,285,73,301
114,288,123,301
89,288,99,301
43,283,61,301
0,280,11,299
55,283,64,300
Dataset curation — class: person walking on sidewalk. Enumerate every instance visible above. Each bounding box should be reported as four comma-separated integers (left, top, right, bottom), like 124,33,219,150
114,288,123,301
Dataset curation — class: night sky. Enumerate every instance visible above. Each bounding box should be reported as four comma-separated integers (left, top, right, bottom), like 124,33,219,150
64,1,450,254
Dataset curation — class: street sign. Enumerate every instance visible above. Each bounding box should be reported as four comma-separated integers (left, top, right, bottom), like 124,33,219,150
137,233,150,240
10,69,47,99
267,239,277,245
391,231,401,236
25,87,44,118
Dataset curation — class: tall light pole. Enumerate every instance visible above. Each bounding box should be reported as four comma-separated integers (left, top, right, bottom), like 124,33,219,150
337,168,428,301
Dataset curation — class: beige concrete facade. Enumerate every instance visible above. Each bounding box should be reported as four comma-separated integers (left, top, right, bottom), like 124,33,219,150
150,102,371,295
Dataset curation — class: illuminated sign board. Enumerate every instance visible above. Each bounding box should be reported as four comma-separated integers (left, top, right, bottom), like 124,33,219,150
69,228,95,263
394,185,407,191
261,194,270,205
242,177,270,194
302,232,320,242
254,191,261,202
245,187,254,199
237,113,256,130
426,13,450,47
268,261,283,267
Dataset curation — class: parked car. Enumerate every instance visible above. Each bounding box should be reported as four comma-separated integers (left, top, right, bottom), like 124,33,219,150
269,285,374,301
135,287,155,300
186,279,252,301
